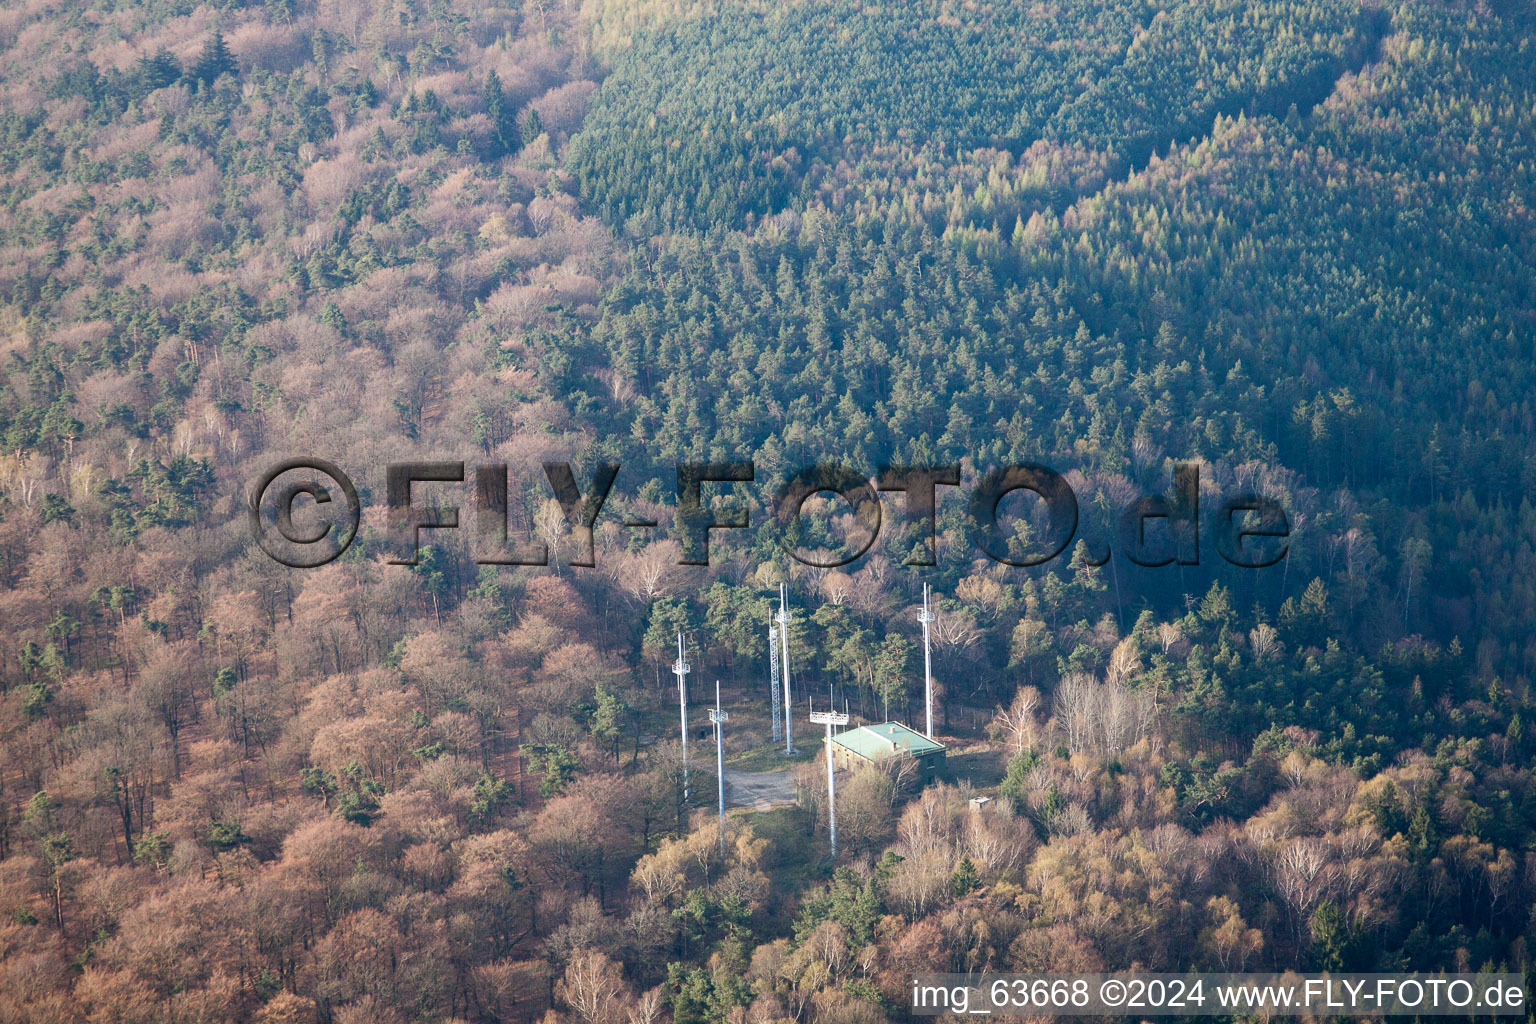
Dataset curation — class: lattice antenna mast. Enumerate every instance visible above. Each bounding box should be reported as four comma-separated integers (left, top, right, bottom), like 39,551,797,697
777,583,794,754
808,694,850,856
918,582,935,739
673,632,691,803
709,681,730,856
767,624,782,743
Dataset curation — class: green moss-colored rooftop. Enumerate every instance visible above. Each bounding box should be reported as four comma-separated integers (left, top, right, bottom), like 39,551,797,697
831,721,945,760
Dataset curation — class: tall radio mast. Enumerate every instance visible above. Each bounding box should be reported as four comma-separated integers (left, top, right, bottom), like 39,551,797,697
777,583,794,754
767,624,782,743
709,682,729,855
672,632,691,802
918,582,935,739
808,695,850,856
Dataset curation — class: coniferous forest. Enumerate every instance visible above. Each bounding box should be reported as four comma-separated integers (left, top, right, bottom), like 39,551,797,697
0,0,1534,1020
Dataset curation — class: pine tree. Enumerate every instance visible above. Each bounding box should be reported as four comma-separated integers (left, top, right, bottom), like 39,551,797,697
192,30,236,87
1309,900,1349,971
948,854,980,897
519,106,544,143
311,29,329,79
483,70,520,157
135,49,181,93
591,683,626,764
1406,804,1436,863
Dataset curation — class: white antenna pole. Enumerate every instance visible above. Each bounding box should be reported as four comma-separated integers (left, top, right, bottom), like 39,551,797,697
809,696,850,856
778,583,794,754
768,624,782,743
919,582,935,739
673,632,691,803
710,681,729,856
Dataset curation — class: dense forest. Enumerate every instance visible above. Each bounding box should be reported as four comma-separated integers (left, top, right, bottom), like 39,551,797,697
0,0,1534,1021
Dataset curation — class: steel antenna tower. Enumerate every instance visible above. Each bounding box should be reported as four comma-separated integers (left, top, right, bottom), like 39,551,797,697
808,694,850,856
673,632,691,803
709,681,729,856
767,624,782,743
918,582,935,739
777,583,794,754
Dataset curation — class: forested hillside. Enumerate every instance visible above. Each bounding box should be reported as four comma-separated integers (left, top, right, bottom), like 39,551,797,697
0,0,1534,1022
569,0,1380,228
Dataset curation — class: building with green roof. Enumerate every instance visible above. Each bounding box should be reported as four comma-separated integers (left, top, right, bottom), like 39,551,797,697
830,721,946,787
